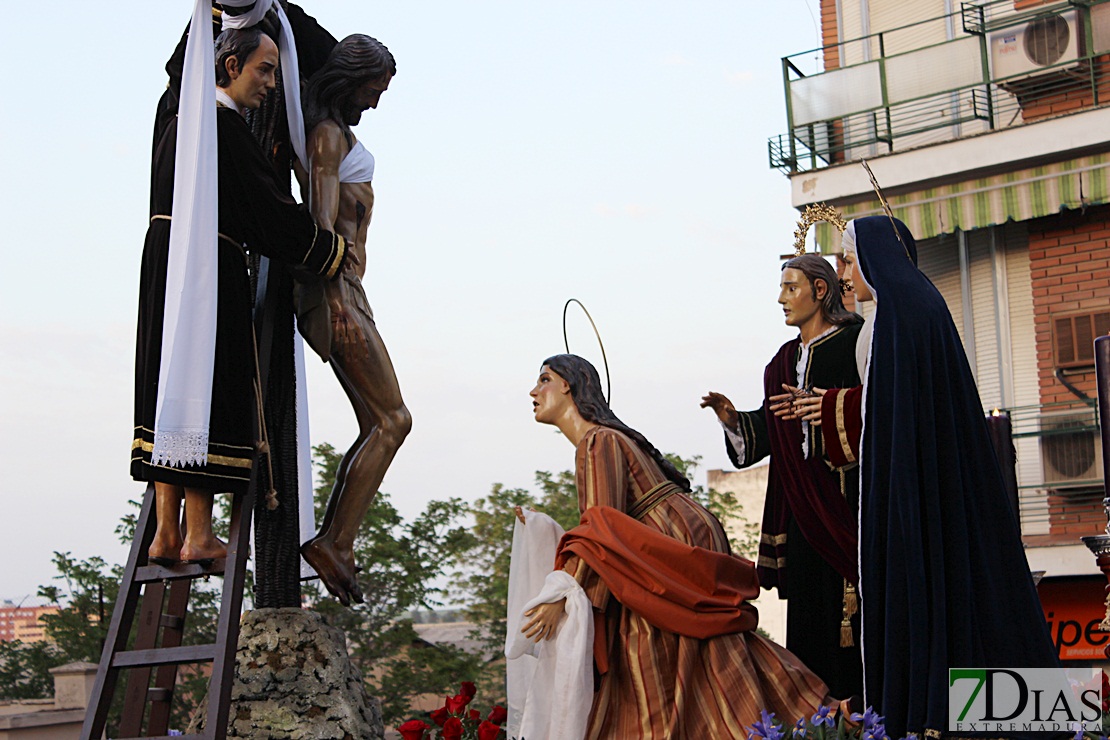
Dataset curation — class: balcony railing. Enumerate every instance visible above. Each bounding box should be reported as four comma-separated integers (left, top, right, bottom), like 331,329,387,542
1000,399,1105,536
770,0,1110,174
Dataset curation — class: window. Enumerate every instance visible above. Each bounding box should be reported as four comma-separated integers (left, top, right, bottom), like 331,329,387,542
1052,310,1110,368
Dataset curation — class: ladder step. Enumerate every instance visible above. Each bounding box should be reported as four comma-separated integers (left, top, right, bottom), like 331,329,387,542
147,687,172,702
111,644,217,669
136,560,226,583
159,614,185,631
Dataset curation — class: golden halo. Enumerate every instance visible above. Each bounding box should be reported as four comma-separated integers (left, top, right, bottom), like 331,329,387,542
792,203,847,257
562,299,611,404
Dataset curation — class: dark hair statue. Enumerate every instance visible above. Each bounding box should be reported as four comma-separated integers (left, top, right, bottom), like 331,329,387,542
542,354,691,492
303,34,397,134
214,25,275,88
782,253,862,327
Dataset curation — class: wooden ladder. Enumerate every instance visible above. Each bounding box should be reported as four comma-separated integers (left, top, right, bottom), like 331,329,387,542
80,479,255,740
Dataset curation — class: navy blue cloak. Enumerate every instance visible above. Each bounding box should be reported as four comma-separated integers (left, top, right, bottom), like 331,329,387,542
854,215,1059,739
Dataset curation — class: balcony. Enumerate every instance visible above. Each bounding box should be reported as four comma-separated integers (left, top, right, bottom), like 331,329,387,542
1002,399,1105,543
770,0,1110,175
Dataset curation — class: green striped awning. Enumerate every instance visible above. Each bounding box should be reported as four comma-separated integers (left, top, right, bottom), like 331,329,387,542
813,154,1110,251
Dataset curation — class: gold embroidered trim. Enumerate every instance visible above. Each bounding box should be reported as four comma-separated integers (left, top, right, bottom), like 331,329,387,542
760,532,788,546
303,222,319,265
325,234,346,278
801,325,845,388
132,438,254,469
758,555,787,569
835,390,856,464
134,426,253,452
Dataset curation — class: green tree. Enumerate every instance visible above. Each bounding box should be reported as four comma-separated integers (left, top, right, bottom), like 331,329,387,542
0,639,58,701
306,443,482,726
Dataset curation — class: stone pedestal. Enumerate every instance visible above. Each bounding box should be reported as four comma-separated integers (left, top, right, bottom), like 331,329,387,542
189,608,384,739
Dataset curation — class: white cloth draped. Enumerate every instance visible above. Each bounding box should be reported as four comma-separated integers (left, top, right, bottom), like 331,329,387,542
152,0,223,467
338,140,375,184
504,511,592,740
155,0,312,472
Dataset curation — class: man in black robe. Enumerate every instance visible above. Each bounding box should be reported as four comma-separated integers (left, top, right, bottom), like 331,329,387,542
132,27,348,565
701,253,864,698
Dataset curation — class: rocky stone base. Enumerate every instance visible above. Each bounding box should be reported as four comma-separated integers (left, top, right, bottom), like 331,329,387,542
188,608,383,739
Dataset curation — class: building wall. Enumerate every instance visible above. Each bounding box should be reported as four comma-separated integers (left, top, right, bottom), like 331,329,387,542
1030,205,1110,403
0,607,58,645
706,466,788,644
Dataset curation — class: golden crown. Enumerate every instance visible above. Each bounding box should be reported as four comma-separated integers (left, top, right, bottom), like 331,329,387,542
792,203,847,257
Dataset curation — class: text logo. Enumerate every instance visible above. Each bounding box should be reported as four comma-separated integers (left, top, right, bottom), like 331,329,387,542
949,668,1103,734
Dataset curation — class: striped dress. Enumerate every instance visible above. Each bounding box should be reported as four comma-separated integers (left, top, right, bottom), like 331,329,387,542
563,426,832,739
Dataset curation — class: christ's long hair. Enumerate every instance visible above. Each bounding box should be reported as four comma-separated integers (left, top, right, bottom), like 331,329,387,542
542,354,691,491
303,34,396,134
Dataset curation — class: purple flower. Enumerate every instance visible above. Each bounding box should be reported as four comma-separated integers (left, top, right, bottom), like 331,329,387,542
852,706,883,730
811,705,835,728
791,716,807,738
748,709,785,740
863,725,887,740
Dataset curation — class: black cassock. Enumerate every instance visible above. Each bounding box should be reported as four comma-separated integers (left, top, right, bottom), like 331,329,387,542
131,106,346,493
722,321,864,699
855,215,1059,739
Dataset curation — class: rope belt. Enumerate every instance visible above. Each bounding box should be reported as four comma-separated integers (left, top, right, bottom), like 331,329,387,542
627,481,682,521
150,214,246,258
149,214,277,507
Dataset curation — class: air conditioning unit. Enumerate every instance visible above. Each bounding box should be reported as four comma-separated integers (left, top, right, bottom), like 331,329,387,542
989,9,1082,83
1039,410,1104,488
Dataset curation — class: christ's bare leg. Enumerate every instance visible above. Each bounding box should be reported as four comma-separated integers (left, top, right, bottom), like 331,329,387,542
302,312,410,605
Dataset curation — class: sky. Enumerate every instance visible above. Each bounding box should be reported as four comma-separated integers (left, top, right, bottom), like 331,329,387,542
0,1,827,603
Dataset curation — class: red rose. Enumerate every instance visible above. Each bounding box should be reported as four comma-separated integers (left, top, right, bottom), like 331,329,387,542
430,706,449,727
398,719,429,740
487,705,508,725
460,681,477,698
445,693,471,714
477,720,503,740
442,716,464,740
469,708,481,721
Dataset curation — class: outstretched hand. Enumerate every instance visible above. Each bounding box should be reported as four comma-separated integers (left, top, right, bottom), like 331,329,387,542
522,598,567,642
700,392,739,429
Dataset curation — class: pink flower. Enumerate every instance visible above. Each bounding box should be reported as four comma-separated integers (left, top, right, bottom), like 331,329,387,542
442,716,464,740
398,719,429,740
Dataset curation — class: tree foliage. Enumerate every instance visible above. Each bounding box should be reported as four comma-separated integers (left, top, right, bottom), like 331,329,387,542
306,443,483,726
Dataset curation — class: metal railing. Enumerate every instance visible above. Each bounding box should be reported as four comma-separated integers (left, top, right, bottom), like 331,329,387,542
1000,399,1104,532
770,0,1110,174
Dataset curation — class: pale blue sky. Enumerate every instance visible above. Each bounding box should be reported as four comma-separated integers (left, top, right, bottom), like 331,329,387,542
0,2,824,601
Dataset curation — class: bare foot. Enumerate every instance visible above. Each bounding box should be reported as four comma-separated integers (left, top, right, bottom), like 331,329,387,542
180,536,227,564
302,537,363,606
148,530,183,565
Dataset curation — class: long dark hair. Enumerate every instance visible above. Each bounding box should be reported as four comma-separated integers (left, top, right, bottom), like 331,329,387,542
303,34,396,134
782,253,862,326
542,354,691,491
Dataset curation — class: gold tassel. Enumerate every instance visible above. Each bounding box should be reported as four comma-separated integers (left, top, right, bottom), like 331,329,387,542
840,579,857,647
265,488,279,511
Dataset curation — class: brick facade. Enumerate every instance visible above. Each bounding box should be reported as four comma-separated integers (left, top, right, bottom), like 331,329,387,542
1029,205,1110,404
